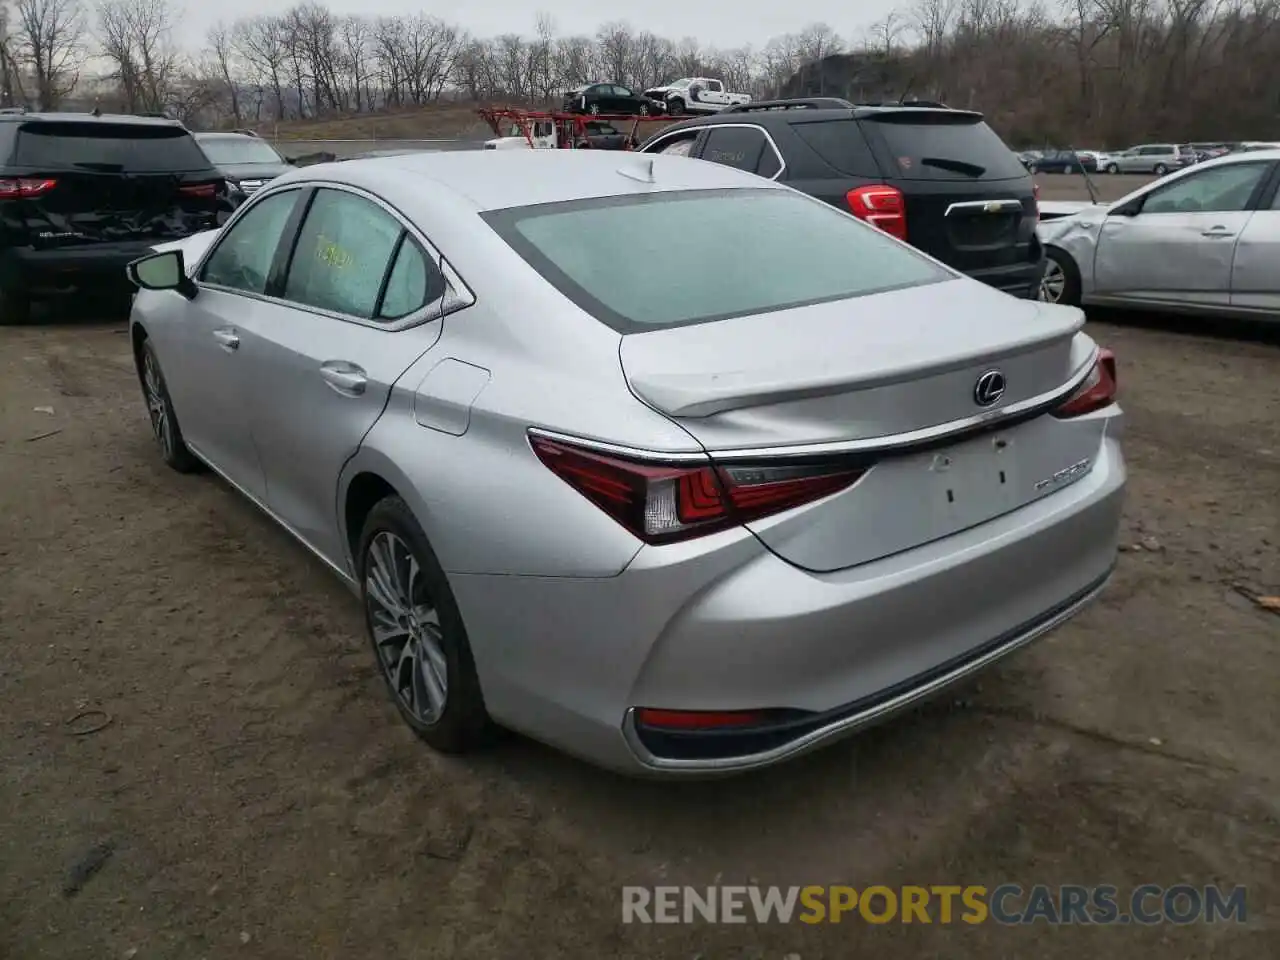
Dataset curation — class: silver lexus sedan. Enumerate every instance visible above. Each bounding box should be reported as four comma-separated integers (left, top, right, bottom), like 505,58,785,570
125,150,1126,776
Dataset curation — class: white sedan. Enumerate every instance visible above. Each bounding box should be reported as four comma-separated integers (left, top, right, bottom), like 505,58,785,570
1038,148,1280,319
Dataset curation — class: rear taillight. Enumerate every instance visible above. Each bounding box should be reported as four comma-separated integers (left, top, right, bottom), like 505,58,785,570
529,435,865,544
179,183,217,198
0,177,56,199
846,184,907,241
1052,349,1117,418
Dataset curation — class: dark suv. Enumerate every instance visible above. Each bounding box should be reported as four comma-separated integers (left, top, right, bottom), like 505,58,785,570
0,111,223,323
639,99,1044,298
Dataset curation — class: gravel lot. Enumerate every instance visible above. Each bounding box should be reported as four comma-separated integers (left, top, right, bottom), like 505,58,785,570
2,180,1276,958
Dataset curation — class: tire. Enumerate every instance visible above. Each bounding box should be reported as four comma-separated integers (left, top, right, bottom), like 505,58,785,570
588,103,600,116
1106,163,1119,174
1154,163,1168,175
668,97,685,116
138,337,200,472
0,283,31,325
358,496,491,754
1039,247,1082,307
639,103,649,116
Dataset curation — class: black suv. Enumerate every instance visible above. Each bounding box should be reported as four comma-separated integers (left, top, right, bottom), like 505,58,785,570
638,99,1044,298
0,111,223,323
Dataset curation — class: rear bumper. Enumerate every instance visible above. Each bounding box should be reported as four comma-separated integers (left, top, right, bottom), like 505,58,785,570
450,433,1126,776
967,258,1044,299
3,241,162,293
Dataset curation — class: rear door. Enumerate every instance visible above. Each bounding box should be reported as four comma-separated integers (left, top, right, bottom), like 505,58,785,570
234,185,453,564
7,120,221,248
858,112,1037,274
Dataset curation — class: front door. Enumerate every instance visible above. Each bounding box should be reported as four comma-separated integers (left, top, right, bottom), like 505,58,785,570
1092,161,1272,307
236,186,449,566
164,188,306,499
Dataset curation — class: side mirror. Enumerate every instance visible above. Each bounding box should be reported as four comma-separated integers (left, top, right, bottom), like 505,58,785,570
284,155,298,166
127,250,197,299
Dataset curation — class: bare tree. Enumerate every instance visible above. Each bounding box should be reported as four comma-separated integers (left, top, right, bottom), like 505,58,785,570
206,21,240,122
13,0,85,109
97,0,179,113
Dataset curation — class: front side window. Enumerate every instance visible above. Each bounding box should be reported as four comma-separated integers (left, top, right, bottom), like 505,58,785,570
200,189,300,293
658,138,695,157
483,188,950,333
1141,163,1269,214
284,189,404,318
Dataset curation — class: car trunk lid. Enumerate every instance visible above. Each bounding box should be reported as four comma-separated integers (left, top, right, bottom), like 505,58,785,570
618,281,1102,571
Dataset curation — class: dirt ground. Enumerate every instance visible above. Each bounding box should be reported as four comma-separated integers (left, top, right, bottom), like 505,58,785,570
2,207,1278,957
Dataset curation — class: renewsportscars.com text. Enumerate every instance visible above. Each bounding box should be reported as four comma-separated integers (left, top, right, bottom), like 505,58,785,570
621,884,1247,925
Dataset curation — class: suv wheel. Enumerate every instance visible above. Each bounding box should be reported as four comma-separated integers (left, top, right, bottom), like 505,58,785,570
0,283,31,326
1039,248,1082,306
1154,163,1169,175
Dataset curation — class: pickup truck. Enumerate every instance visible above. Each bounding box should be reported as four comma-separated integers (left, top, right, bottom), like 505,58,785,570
641,77,751,116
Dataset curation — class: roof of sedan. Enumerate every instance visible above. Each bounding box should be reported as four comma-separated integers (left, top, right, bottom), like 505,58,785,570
314,149,780,211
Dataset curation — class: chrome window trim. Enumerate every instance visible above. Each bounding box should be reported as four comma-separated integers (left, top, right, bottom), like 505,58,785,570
526,348,1099,462
194,180,476,332
644,122,787,182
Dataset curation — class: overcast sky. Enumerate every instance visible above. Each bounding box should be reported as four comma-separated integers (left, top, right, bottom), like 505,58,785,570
173,0,904,51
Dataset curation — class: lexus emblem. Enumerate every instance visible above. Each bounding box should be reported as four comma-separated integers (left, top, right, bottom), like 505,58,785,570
973,370,1007,406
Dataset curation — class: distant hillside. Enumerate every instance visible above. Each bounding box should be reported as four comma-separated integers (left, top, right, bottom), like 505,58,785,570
779,51,929,104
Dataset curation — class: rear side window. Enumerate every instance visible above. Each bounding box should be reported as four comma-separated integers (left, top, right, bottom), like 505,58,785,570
285,188,403,319
14,122,211,173
701,127,766,173
483,188,950,333
867,117,1027,181
791,119,879,177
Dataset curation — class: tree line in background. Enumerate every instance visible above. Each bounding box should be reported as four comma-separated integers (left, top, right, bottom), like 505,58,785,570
1,0,1279,146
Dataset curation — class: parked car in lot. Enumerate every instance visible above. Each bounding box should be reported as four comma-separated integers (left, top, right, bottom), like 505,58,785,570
563,83,664,116
1030,149,1097,174
125,150,1124,775
1038,148,1280,318
194,131,290,209
1103,144,1196,175
641,77,751,115
639,98,1046,298
0,111,223,324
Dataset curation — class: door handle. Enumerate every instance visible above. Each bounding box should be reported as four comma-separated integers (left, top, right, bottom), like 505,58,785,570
320,361,367,396
212,328,239,351
1202,226,1235,238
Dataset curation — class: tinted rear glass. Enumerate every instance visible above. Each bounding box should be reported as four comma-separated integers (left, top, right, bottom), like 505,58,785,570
791,119,879,176
197,136,284,165
15,122,212,172
483,188,950,333
867,116,1027,181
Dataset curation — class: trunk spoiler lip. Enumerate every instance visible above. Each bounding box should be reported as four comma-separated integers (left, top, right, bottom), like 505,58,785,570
528,345,1101,464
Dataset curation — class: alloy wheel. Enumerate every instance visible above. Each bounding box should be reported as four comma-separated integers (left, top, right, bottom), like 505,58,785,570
142,349,173,458
364,531,449,725
1039,258,1067,303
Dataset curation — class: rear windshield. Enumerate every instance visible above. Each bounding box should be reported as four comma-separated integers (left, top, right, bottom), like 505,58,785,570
483,188,950,333
868,116,1028,181
14,122,212,172
196,136,283,165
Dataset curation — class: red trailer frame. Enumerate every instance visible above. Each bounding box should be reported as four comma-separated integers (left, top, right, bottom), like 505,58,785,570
478,107,658,149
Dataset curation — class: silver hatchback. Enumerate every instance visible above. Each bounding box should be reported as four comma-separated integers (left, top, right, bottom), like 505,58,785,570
125,151,1125,775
